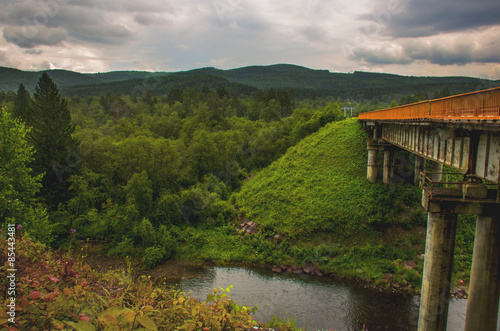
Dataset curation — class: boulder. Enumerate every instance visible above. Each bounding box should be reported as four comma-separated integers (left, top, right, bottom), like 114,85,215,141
303,265,314,274
403,260,417,269
314,269,323,277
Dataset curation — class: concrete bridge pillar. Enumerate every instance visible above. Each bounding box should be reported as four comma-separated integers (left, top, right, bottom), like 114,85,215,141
418,211,457,331
367,141,379,183
414,156,425,185
464,214,500,331
430,162,444,182
383,149,393,184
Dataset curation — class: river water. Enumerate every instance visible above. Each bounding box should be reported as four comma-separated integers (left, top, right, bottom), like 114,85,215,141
168,265,496,331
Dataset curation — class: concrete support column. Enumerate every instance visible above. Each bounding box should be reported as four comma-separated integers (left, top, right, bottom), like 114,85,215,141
430,161,444,182
414,156,425,185
383,149,393,184
464,215,500,331
367,143,379,184
418,212,458,331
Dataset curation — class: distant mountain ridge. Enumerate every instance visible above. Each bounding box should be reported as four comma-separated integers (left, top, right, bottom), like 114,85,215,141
1,64,498,100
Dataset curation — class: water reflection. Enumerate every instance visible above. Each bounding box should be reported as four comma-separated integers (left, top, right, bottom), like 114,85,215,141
166,266,496,331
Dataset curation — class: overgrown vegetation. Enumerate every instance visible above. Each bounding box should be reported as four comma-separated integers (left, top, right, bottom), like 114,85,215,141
233,119,426,289
0,236,299,331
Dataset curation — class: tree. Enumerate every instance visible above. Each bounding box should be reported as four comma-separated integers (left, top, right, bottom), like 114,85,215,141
0,107,42,223
187,130,217,180
27,72,80,207
13,83,30,120
125,171,153,218
0,107,52,243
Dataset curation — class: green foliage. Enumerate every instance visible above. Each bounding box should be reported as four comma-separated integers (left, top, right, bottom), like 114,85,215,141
154,192,182,225
143,246,165,269
453,214,476,284
412,208,427,226
13,83,30,120
234,119,411,239
0,107,42,223
1,72,478,295
0,107,53,243
27,72,80,207
125,171,153,217
0,238,272,330
108,236,134,257
135,218,155,246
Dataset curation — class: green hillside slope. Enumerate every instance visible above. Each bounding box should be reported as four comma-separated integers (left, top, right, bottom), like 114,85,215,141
234,118,415,240
233,118,426,288
232,118,475,291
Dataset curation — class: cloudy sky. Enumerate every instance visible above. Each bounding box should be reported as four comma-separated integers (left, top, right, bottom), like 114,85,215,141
0,0,499,78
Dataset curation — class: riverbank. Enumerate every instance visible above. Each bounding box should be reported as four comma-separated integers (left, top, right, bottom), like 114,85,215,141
65,239,470,300
2,237,299,331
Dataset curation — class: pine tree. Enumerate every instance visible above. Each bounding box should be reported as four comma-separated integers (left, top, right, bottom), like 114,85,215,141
27,72,80,208
13,83,31,120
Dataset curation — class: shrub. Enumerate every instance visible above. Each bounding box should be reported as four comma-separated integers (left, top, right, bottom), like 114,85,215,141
135,218,155,247
108,236,134,257
143,246,165,269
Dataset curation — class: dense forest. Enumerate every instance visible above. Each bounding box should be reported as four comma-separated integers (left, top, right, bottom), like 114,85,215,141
0,70,477,270
1,71,353,266
0,68,483,330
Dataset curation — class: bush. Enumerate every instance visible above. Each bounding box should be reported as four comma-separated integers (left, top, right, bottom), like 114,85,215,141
143,246,165,269
109,236,134,257
157,225,177,260
154,192,182,225
135,218,155,247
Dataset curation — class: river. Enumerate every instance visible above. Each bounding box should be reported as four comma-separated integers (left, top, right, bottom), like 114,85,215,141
166,265,497,331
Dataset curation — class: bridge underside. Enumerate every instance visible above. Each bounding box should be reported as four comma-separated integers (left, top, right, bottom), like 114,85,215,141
361,120,500,331
364,120,500,185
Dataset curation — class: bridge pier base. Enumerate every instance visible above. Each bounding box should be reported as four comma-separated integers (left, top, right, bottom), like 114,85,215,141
383,149,393,184
418,212,457,331
430,162,443,182
464,214,500,331
367,141,379,183
414,157,425,185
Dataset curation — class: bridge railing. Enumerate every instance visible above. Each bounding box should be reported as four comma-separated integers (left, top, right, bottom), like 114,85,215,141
359,86,500,121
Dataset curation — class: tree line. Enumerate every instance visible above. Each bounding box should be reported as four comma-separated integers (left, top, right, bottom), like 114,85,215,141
2,73,362,266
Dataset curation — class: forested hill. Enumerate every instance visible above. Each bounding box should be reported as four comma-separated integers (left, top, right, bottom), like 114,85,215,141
1,64,498,100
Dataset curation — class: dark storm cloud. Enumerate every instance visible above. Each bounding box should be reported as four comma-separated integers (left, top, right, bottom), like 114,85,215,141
351,34,500,66
363,0,500,38
350,0,500,67
3,25,68,48
70,24,133,45
0,0,133,47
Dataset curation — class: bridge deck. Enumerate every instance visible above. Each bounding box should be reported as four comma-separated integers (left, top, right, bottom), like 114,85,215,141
359,87,500,121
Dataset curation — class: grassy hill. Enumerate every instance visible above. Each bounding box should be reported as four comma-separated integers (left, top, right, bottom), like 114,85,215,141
231,118,474,291
234,118,418,241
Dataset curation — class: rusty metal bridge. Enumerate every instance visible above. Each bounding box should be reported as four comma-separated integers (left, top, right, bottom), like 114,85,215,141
358,87,500,331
